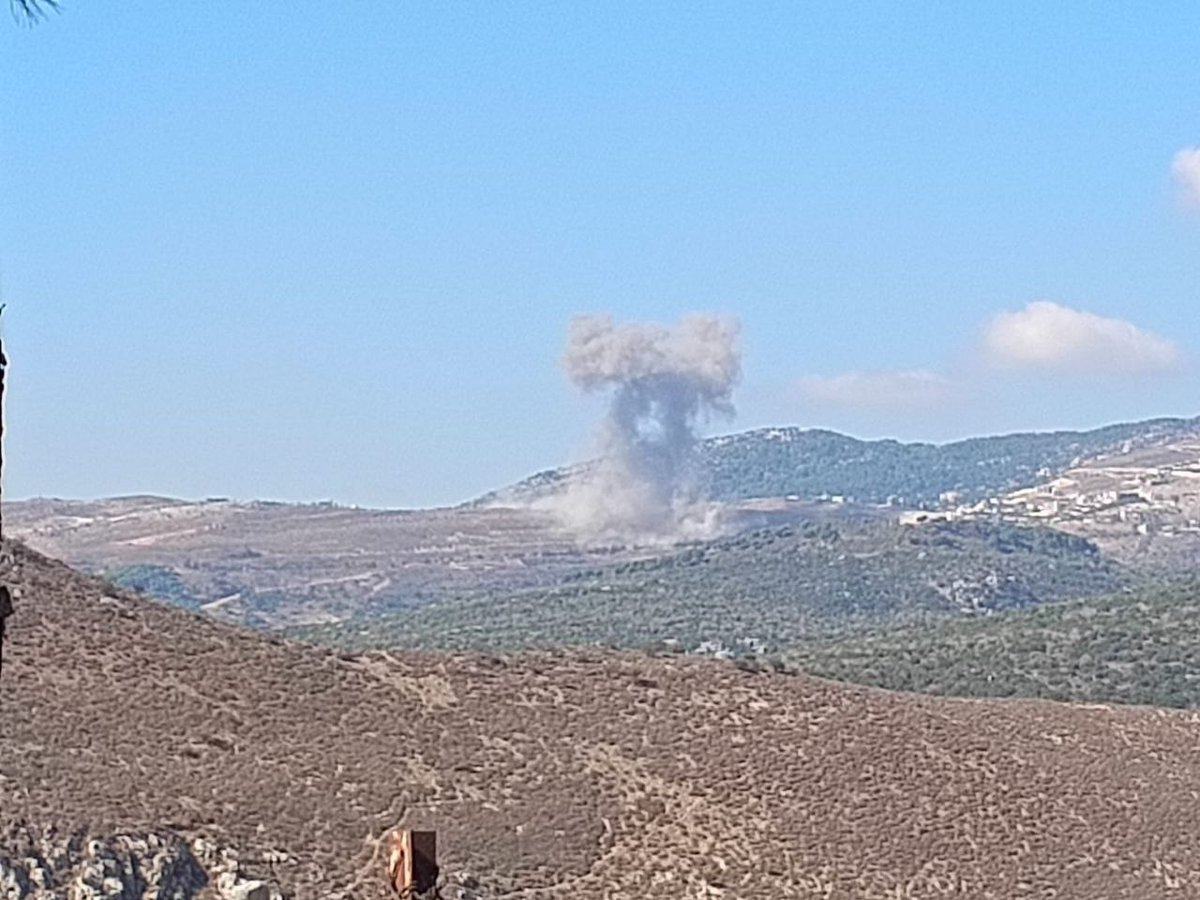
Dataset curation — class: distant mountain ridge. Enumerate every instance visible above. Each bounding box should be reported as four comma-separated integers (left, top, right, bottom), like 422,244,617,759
11,415,1198,633
475,415,1200,508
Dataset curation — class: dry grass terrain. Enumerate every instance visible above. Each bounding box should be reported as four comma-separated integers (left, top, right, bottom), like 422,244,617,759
5,542,1200,898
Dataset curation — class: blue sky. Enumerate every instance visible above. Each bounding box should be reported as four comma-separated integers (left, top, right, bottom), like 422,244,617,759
1,1,1198,507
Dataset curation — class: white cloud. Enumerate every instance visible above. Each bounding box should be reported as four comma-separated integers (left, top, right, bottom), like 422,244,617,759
1172,146,1200,207
797,369,953,410
982,301,1179,375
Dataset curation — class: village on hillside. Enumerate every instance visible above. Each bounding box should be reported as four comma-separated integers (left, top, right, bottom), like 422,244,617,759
899,438,1200,564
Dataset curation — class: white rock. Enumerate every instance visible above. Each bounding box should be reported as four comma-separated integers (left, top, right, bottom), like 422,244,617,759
223,881,271,900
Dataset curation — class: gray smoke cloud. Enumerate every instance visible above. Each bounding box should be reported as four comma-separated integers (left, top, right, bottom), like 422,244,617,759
544,313,741,544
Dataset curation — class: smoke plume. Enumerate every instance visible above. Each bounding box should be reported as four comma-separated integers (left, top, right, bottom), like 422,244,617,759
546,313,741,544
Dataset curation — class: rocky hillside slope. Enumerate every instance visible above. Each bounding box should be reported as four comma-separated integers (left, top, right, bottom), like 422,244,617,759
0,826,283,900
5,543,1200,898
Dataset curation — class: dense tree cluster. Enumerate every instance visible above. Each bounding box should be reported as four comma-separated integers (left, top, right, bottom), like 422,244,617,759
779,581,1200,709
483,416,1200,510
698,418,1200,506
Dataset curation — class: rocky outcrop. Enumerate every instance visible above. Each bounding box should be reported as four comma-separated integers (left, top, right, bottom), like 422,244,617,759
0,826,283,900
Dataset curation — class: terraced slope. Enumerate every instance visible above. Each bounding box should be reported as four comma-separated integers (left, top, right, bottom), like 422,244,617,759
5,543,1200,898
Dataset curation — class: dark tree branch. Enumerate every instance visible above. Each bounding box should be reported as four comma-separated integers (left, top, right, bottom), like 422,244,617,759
11,0,58,22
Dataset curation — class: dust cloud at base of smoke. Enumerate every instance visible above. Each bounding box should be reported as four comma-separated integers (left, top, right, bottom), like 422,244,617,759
539,312,742,546
532,460,731,547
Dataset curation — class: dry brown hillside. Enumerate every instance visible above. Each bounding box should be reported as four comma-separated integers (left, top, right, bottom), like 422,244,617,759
3,542,1200,899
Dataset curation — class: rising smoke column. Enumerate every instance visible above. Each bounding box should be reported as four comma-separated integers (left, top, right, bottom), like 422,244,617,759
551,313,741,543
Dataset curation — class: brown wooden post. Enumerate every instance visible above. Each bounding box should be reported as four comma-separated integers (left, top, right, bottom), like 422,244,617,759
385,829,438,896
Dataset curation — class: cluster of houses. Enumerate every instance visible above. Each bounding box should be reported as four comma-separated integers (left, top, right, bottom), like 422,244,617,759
899,457,1200,536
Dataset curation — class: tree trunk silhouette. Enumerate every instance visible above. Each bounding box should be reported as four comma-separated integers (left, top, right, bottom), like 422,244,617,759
0,332,9,682
1,329,6,541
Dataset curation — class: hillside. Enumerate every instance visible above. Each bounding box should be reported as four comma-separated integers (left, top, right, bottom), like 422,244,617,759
1,494,884,629
480,415,1200,508
3,496,651,628
291,521,1125,654
8,543,1200,897
935,434,1200,571
778,581,1200,710
9,416,1197,634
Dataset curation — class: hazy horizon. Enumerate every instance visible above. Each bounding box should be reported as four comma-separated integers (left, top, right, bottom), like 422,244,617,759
6,408,1196,510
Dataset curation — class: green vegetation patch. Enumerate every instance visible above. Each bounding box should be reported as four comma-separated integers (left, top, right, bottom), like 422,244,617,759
778,581,1200,709
106,564,200,610
289,521,1125,655
700,418,1200,506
